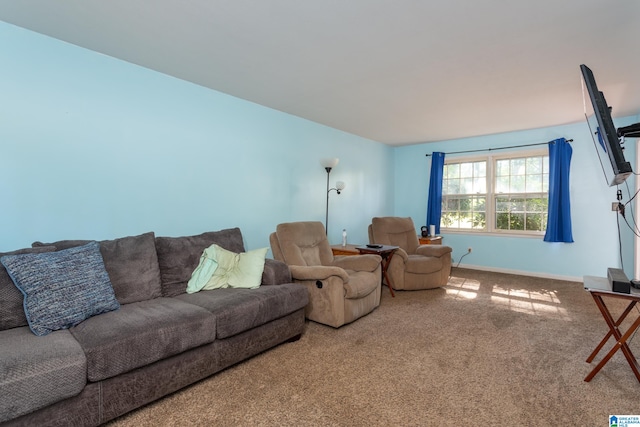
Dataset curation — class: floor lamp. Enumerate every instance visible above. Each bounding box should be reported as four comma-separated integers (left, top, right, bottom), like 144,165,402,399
321,158,346,235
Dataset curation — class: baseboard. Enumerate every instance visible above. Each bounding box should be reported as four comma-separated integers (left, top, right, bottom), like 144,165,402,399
453,263,582,283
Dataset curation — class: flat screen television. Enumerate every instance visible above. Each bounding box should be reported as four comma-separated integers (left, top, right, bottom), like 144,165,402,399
580,64,633,186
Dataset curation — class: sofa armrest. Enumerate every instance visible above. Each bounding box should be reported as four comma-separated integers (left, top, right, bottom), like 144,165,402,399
261,258,292,286
289,265,349,282
415,245,453,258
332,254,381,272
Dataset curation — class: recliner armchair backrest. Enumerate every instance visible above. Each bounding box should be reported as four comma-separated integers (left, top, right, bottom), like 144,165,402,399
370,217,420,254
273,222,334,267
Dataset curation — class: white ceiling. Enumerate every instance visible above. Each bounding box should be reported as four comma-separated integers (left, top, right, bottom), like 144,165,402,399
1,0,639,145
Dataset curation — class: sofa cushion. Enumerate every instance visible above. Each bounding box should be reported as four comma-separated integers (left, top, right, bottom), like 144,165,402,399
0,327,86,423
98,232,163,304
175,283,309,339
0,242,120,336
0,246,56,331
155,228,246,297
33,232,162,304
69,297,217,382
32,239,90,250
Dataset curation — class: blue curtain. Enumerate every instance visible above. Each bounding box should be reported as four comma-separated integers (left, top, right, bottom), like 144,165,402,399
426,152,445,234
544,138,574,243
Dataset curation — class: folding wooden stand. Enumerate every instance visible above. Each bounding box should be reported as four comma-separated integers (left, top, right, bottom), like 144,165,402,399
356,245,399,297
583,276,640,383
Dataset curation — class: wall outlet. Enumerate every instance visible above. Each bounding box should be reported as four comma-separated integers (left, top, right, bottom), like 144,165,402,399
612,202,619,211
467,247,472,253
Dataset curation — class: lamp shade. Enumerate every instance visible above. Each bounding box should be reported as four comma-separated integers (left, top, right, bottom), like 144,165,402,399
336,181,346,191
320,158,339,169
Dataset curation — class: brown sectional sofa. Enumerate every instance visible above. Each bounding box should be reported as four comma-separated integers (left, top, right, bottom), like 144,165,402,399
0,228,308,426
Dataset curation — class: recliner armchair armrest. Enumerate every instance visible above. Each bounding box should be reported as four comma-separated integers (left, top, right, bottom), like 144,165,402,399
332,254,382,272
289,265,350,282
261,258,292,286
392,247,409,262
415,245,453,257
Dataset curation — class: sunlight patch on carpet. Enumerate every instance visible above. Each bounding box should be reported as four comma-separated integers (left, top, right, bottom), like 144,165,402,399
490,288,569,320
492,286,561,304
446,276,569,320
444,277,480,299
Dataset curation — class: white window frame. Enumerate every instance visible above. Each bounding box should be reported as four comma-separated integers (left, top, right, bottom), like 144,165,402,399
441,148,549,237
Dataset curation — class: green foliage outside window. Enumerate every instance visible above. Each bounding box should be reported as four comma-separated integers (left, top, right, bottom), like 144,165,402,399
495,195,548,231
441,195,486,229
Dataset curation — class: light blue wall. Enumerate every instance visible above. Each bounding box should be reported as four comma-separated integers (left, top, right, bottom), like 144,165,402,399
3,21,639,281
0,22,394,253
395,117,640,280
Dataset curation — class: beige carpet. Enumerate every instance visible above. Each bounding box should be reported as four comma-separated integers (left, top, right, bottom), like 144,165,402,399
108,268,640,426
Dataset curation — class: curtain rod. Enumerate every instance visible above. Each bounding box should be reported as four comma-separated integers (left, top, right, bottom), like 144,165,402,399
424,139,573,156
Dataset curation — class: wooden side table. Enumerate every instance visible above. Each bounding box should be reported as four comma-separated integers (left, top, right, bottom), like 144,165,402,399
418,236,442,245
330,244,360,256
356,245,399,297
583,275,640,383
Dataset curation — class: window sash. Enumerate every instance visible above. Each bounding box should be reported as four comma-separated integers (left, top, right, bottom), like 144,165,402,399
441,150,548,234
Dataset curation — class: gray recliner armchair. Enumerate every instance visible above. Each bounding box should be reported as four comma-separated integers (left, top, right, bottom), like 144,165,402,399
270,221,382,328
368,217,452,290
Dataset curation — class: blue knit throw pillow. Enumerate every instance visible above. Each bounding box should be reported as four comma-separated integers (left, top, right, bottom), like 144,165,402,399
0,241,120,336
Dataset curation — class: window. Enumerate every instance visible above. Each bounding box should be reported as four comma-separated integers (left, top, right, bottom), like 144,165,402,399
442,161,487,230
441,151,549,234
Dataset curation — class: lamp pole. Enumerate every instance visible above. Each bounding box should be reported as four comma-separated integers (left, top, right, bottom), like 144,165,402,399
321,158,344,237
325,167,331,235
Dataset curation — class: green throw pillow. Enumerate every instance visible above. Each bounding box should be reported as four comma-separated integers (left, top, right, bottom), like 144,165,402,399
187,244,268,293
